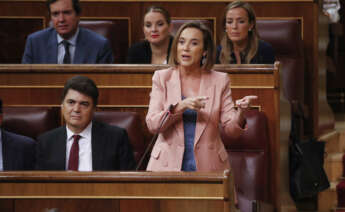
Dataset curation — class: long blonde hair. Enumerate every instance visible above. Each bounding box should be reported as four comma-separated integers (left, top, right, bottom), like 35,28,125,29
219,0,259,64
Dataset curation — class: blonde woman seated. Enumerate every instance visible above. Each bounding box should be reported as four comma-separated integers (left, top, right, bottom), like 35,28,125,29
146,21,257,171
126,6,173,64
217,0,275,64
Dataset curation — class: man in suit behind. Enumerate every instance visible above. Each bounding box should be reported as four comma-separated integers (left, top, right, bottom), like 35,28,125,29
36,75,136,171
22,0,114,64
0,99,36,171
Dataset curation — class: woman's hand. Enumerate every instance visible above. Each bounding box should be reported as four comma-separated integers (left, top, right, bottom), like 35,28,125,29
235,95,258,127
174,96,209,113
235,95,258,110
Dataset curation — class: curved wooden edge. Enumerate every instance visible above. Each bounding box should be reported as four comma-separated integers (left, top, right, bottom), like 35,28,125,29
1,0,315,2
0,171,229,182
0,64,276,73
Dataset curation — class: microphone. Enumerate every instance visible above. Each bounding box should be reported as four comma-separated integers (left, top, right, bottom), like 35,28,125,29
136,105,173,171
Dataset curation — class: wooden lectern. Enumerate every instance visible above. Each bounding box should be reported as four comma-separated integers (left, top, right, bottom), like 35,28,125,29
0,170,235,212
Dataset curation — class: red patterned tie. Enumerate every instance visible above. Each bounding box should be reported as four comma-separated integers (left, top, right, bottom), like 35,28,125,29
68,135,81,171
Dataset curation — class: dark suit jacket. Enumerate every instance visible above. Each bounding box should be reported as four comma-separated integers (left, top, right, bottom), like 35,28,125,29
22,27,114,64
36,121,136,171
126,36,173,64
216,39,275,64
1,129,36,170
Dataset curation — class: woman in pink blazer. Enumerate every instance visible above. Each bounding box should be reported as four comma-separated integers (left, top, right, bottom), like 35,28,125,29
146,21,256,171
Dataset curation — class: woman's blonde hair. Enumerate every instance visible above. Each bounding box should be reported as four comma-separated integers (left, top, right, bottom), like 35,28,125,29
168,21,215,71
219,0,259,64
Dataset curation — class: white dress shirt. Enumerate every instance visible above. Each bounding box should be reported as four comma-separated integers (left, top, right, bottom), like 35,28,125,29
57,28,79,64
66,122,93,171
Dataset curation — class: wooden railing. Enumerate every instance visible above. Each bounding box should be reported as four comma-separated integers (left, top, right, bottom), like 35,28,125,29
0,170,234,212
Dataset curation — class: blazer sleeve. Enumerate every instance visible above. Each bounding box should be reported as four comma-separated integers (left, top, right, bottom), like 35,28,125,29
258,40,276,64
116,128,136,170
126,42,151,64
35,135,46,170
219,76,245,139
22,35,33,64
97,39,114,64
145,70,182,134
23,137,36,170
126,44,139,64
3,131,36,170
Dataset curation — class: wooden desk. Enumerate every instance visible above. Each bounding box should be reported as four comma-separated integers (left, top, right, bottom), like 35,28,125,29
0,171,234,212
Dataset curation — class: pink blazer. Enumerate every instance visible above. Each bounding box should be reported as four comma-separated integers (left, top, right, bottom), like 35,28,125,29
146,67,244,171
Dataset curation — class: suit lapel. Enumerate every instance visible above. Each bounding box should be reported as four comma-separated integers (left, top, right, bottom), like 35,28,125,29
91,122,105,170
166,69,184,145
74,28,86,64
55,128,68,170
2,130,13,170
47,29,58,63
194,70,214,146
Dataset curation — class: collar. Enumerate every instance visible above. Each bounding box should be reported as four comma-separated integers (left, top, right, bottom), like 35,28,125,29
66,121,92,141
57,27,80,46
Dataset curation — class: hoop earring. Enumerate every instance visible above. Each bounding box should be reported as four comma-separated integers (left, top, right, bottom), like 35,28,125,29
201,55,207,66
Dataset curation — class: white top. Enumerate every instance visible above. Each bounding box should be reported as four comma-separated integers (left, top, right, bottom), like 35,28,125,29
65,121,93,171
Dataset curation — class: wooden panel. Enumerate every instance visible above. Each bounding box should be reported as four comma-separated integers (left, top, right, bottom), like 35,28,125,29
0,171,234,212
0,17,45,63
16,199,120,212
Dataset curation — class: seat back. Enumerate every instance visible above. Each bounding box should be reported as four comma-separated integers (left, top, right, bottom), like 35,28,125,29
257,18,304,103
93,111,146,169
79,19,130,63
0,18,44,63
2,107,60,140
171,19,215,36
222,110,270,211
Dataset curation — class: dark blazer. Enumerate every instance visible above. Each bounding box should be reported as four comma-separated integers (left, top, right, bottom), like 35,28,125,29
126,36,173,64
216,39,275,64
22,27,114,64
1,129,36,170
36,121,136,171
